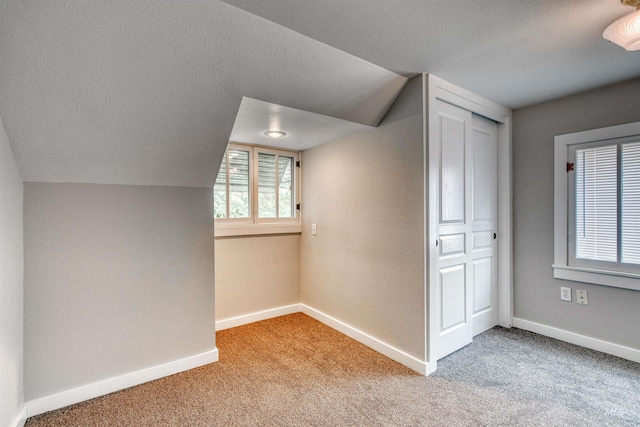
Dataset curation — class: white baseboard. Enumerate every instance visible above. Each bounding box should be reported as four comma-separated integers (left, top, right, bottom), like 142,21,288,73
216,304,301,331
27,348,218,418
9,404,27,427
300,304,429,375
216,303,429,375
26,303,428,419
512,318,640,363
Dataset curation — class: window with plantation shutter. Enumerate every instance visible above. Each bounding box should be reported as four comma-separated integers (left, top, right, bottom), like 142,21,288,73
214,143,301,237
214,147,251,220
257,151,295,220
554,122,640,291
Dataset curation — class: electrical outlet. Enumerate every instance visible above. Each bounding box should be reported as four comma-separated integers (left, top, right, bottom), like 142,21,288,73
312,224,317,236
577,290,589,305
561,286,572,302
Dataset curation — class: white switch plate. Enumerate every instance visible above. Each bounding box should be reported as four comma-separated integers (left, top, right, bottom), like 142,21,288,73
577,290,588,305
561,286,571,302
312,224,317,235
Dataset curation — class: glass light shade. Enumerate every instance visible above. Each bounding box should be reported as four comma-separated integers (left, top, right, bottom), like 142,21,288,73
264,130,286,138
603,9,640,51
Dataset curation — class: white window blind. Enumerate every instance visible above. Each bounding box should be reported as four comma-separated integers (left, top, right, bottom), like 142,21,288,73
575,145,617,262
553,121,640,290
573,141,640,267
622,142,640,264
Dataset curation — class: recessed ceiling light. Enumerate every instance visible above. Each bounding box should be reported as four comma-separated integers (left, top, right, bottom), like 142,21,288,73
264,130,287,138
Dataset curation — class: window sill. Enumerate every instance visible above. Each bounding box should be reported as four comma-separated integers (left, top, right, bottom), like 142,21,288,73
552,264,640,291
214,223,302,237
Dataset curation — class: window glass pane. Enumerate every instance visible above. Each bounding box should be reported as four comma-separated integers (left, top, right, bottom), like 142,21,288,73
278,155,294,218
258,153,277,218
228,149,250,218
622,142,640,265
575,145,617,262
214,156,227,219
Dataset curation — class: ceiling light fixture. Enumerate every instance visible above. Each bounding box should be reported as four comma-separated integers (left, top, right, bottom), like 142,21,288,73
603,0,640,51
264,130,287,138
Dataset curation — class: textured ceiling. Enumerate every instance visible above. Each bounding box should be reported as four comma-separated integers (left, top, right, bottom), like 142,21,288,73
230,97,372,151
223,0,640,109
1,0,639,187
0,0,405,186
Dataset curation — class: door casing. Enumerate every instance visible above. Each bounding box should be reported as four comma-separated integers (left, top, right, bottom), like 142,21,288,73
424,74,513,374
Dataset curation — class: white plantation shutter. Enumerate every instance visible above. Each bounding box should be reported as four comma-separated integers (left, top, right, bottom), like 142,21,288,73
214,155,227,218
255,148,297,221
213,147,251,219
228,149,250,218
622,142,640,264
258,152,277,218
278,155,294,218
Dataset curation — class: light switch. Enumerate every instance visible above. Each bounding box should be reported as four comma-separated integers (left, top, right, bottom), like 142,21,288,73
312,224,317,235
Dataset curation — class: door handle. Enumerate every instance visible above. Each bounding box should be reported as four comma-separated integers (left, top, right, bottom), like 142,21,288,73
493,233,497,239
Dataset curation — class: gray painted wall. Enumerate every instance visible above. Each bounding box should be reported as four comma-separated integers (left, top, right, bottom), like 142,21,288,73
513,78,640,349
300,76,425,360
24,183,215,400
215,234,300,321
0,117,24,426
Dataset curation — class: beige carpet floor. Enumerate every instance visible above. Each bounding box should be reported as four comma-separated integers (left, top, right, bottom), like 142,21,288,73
26,313,639,426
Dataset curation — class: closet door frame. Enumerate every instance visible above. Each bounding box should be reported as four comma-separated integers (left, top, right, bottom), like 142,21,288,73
424,74,513,374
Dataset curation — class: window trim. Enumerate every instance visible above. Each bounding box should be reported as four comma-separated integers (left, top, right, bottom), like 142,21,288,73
253,146,299,225
214,143,301,237
553,121,640,291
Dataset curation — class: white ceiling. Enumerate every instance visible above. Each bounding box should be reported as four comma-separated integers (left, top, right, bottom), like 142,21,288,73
230,97,373,151
0,0,404,186
1,0,639,187
223,0,640,109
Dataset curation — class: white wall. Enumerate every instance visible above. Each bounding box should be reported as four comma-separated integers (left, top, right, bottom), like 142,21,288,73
0,117,25,426
24,183,216,401
300,76,425,360
215,234,300,321
513,78,640,349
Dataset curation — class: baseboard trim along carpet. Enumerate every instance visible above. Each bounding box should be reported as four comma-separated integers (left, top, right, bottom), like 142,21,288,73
9,403,27,427
26,348,219,418
300,304,429,375
513,318,640,363
215,304,301,331
216,304,429,375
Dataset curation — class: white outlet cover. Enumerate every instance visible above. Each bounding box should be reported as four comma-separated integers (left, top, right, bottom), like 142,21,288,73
577,290,589,305
561,286,572,302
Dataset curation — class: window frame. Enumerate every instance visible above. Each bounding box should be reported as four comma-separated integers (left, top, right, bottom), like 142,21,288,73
214,144,253,224
214,143,301,237
253,146,299,225
553,121,640,291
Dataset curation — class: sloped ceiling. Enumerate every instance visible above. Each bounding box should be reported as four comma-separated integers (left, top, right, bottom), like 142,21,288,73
223,0,640,110
1,0,639,187
0,0,405,186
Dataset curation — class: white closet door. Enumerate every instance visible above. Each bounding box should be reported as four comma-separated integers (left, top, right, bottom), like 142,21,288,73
470,114,498,336
434,100,498,360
